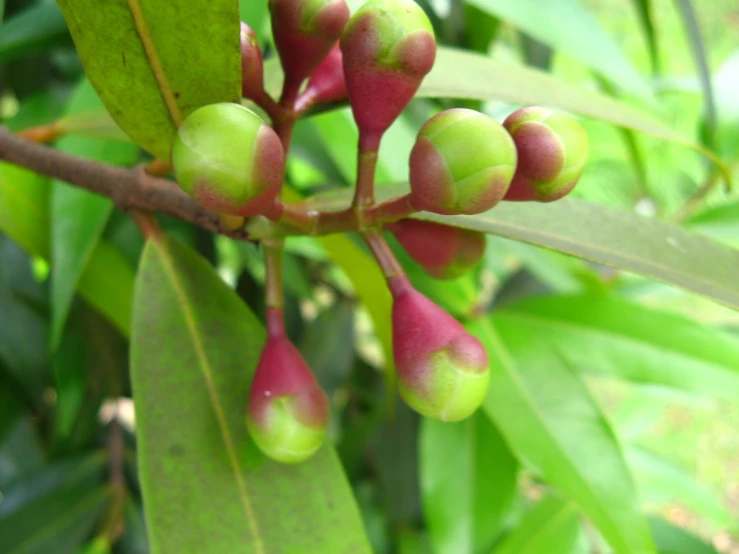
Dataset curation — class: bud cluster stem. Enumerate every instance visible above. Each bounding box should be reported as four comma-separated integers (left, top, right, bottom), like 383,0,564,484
363,228,405,280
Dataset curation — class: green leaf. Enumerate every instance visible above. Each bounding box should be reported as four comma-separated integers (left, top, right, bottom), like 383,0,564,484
628,447,730,527
131,235,370,554
686,200,739,246
631,0,661,76
0,162,50,258
491,495,580,554
648,517,719,554
76,239,135,339
0,454,109,554
416,198,739,310
469,317,655,554
57,0,241,159
0,2,69,63
0,418,46,487
494,295,739,397
51,78,140,348
420,413,518,554
467,0,651,100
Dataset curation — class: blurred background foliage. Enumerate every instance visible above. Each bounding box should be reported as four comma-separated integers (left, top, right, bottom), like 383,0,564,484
0,0,738,553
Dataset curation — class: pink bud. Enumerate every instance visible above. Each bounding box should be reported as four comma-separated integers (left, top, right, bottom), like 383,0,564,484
389,276,490,421
298,44,347,110
388,219,486,280
240,22,265,100
269,0,350,84
246,309,329,463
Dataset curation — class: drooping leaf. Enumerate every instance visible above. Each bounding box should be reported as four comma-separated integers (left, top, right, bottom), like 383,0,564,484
466,0,652,100
494,295,739,397
57,0,242,159
469,317,655,554
416,198,739,310
491,495,580,554
0,2,69,63
420,412,518,554
131,235,371,554
51,78,140,348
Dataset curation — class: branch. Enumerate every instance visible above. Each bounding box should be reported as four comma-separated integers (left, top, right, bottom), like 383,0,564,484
0,126,248,240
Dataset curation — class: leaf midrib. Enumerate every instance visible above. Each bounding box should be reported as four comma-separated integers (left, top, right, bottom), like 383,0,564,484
153,239,264,554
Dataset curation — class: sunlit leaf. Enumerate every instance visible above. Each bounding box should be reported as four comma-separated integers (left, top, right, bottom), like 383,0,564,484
57,0,241,159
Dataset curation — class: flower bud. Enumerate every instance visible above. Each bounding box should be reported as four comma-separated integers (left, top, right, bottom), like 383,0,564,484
297,44,347,111
388,219,486,280
269,0,350,84
246,319,330,463
240,22,264,100
389,276,489,421
409,108,517,215
170,103,284,216
502,107,589,202
341,0,436,143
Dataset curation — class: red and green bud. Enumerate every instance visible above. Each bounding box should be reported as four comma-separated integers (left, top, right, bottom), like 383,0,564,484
389,276,489,421
388,219,486,280
246,309,330,463
170,103,284,217
502,107,589,202
409,108,517,215
341,0,436,144
240,22,264,100
296,44,347,111
269,0,350,84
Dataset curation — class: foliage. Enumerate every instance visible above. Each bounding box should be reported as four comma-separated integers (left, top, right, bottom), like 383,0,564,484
0,0,737,553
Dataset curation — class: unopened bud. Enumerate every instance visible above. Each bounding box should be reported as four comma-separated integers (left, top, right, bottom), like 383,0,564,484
240,22,265,100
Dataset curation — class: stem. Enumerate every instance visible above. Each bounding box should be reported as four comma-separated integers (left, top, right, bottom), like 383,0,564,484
353,147,379,210
367,194,415,225
251,89,283,123
264,240,286,339
146,158,171,177
363,228,405,280
129,209,162,240
18,124,60,144
280,76,303,109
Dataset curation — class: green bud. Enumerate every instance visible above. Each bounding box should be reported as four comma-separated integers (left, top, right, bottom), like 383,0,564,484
409,108,517,215
170,103,284,216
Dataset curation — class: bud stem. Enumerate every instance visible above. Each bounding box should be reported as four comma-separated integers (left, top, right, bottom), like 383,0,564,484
264,239,285,310
363,228,405,280
353,145,379,209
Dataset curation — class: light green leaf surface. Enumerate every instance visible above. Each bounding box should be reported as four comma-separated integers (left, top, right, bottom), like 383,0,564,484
420,413,518,554
649,517,720,554
51,78,139,348
131,235,370,554
467,0,652,100
494,295,739,397
0,162,50,258
57,0,241,159
417,198,739,309
491,495,580,554
469,317,655,554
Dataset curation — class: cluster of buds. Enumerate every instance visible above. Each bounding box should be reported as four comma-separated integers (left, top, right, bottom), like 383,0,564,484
167,0,589,463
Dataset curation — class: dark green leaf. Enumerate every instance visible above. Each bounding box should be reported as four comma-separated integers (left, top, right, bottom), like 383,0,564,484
466,0,652,100
631,0,661,75
420,412,518,554
0,418,45,487
131,235,371,554
494,295,739,397
469,317,655,554
57,0,241,159
0,3,69,63
51,78,140,348
491,495,580,554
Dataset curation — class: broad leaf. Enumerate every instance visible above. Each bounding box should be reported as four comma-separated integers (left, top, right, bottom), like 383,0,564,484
420,413,518,554
469,317,655,554
51,78,139,348
491,495,580,554
494,295,739,397
131,235,370,554
0,162,50,258
57,0,241,159
467,0,652,100
416,198,739,310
